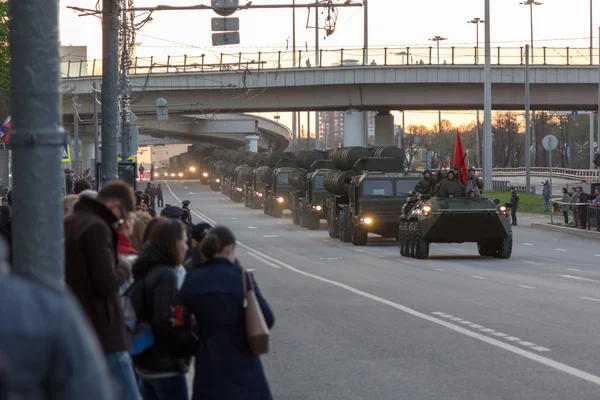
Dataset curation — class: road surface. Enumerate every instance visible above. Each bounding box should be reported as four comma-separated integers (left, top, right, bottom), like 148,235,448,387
165,180,600,399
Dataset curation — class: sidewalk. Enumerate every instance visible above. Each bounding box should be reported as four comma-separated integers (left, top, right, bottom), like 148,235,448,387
517,211,600,239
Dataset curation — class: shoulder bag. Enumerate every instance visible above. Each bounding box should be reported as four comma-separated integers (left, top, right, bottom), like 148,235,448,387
242,269,270,356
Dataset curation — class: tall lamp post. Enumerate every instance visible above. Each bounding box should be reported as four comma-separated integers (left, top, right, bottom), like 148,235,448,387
591,0,594,65
520,0,542,63
429,36,447,64
468,17,485,64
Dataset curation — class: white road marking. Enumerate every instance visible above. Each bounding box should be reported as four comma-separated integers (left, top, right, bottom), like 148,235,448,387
522,243,533,246
595,254,600,257
229,217,240,220
246,251,281,269
246,269,256,272
566,268,581,272
532,346,551,352
518,285,536,289
523,261,542,266
434,268,445,272
479,328,495,333
353,249,365,253
505,336,521,342
459,320,473,325
472,275,487,280
581,297,600,302
248,226,258,229
519,341,535,347
167,184,600,386
558,274,600,283
449,317,463,321
492,332,508,337
469,324,484,329
431,312,446,316
556,248,568,252
189,192,195,194
263,235,279,238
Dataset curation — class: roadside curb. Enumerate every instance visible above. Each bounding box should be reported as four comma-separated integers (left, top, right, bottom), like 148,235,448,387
530,223,600,239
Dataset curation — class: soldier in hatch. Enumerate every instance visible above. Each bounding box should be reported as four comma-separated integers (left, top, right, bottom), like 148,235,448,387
415,170,435,195
434,170,464,198
465,167,484,196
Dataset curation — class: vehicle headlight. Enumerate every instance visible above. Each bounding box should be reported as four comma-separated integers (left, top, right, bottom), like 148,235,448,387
216,178,221,183
164,172,168,176
189,166,196,172
202,172,208,177
422,205,432,215
236,187,243,192
170,173,175,177
362,217,372,224
154,172,159,177
313,205,322,211
256,192,263,197
178,172,184,177
498,205,507,214
277,197,284,203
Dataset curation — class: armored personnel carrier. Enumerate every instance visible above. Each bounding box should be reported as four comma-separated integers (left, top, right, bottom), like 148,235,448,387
399,196,513,259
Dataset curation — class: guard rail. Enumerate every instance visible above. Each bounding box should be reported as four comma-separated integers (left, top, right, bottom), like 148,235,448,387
475,167,598,182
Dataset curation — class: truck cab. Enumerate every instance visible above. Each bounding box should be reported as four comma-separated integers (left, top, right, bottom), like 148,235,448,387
299,169,331,230
264,167,293,218
342,172,421,245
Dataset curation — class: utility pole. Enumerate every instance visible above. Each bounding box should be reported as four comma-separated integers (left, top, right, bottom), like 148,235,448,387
291,0,297,150
475,110,481,166
314,3,320,150
9,0,65,288
483,0,493,192
363,0,368,65
307,112,311,150
590,113,595,169
598,26,600,178
73,95,80,177
92,82,100,184
525,45,531,192
101,0,120,182
591,0,594,65
120,0,133,158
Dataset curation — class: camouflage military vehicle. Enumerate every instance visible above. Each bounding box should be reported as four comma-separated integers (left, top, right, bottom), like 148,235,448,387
335,158,421,245
247,166,272,209
398,196,513,259
262,153,295,218
297,160,335,230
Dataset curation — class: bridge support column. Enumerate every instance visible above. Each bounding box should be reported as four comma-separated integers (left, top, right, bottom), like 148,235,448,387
245,135,259,152
343,110,366,147
374,111,394,147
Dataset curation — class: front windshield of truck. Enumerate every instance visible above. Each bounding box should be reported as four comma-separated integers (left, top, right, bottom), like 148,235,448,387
313,175,325,189
396,179,420,196
277,172,289,185
362,180,393,196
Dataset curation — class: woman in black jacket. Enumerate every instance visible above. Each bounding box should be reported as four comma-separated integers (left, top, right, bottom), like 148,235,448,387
130,218,195,400
180,226,275,400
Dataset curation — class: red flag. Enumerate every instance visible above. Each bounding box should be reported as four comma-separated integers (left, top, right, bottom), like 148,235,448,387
453,129,468,184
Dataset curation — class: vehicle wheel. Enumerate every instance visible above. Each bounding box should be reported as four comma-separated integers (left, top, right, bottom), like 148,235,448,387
263,200,270,215
328,218,340,239
292,207,300,225
494,227,513,259
408,222,417,258
351,225,368,246
399,221,406,256
413,223,429,260
244,194,250,208
339,210,351,243
307,214,320,230
477,242,489,257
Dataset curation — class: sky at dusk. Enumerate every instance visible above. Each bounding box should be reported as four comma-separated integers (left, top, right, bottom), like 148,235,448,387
59,0,598,132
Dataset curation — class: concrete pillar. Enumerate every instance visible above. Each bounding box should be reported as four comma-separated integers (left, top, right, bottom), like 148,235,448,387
81,138,95,173
343,109,366,147
374,111,395,147
245,135,259,152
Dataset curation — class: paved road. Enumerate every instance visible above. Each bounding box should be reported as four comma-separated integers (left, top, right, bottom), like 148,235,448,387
165,180,600,399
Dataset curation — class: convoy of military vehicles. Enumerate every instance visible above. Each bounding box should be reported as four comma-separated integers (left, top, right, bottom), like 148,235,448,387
169,145,513,259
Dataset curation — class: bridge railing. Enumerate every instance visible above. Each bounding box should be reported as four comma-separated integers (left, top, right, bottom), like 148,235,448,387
61,46,600,78
474,167,599,181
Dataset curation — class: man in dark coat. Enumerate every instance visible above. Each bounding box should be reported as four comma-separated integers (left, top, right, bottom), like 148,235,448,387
64,180,141,400
156,184,164,207
144,182,156,208
434,170,463,198
414,170,434,195
510,187,519,226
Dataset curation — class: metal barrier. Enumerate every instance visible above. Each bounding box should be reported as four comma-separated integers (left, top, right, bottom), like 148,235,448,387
60,46,600,78
551,197,600,231
492,180,536,194
475,167,598,182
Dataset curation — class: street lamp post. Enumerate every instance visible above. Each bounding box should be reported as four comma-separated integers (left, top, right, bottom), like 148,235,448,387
468,17,485,64
520,0,542,63
591,0,594,65
429,36,448,64
429,36,447,64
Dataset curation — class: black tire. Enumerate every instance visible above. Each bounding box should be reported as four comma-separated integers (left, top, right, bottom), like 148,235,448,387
272,206,283,218
328,218,340,238
263,200,270,215
408,222,417,258
494,228,513,259
477,242,490,257
307,214,320,230
351,224,368,246
413,223,429,260
339,210,351,243
292,207,300,225
399,221,406,256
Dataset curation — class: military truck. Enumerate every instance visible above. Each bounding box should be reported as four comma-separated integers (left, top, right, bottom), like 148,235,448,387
247,166,272,209
399,195,513,259
289,167,309,225
200,156,214,185
335,158,421,245
264,161,295,218
296,160,336,230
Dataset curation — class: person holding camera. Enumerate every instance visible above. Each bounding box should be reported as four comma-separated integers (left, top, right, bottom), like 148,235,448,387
510,188,519,226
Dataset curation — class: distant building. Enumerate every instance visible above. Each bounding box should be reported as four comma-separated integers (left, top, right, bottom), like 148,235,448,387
319,111,376,148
